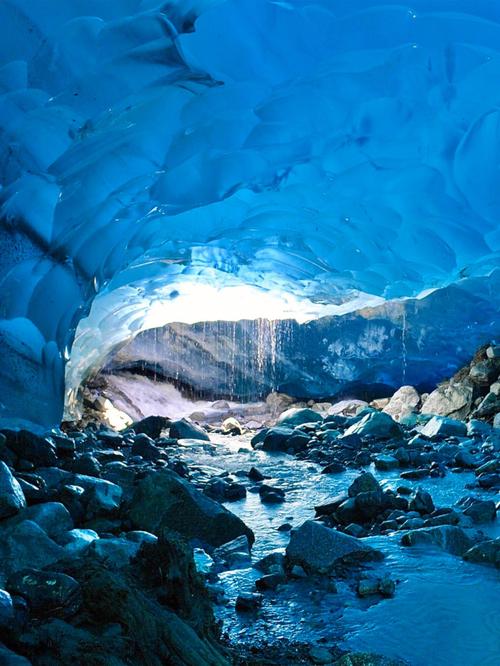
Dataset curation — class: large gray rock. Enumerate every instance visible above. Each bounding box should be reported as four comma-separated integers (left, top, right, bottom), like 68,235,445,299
463,538,500,568
286,520,382,574
6,502,73,538
420,416,467,439
130,469,254,549
343,411,401,440
348,472,381,497
7,568,81,619
88,537,141,568
0,521,64,584
383,386,420,421
420,383,473,419
276,408,322,427
401,526,481,556
169,418,210,441
0,462,26,520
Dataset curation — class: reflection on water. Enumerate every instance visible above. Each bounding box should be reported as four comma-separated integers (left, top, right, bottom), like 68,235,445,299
177,435,500,666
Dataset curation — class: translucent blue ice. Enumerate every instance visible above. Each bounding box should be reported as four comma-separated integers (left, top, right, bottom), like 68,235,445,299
0,1,499,426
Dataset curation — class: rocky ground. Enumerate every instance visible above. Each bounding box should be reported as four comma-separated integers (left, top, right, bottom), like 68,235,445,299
0,345,498,665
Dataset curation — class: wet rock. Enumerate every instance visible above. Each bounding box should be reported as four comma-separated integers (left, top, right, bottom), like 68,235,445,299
259,484,286,504
204,478,246,502
463,538,500,568
254,552,286,575
7,568,81,619
343,411,402,440
169,418,210,441
130,469,254,548
374,455,399,471
130,415,170,439
213,535,251,570
59,529,98,557
477,473,500,489
309,645,334,664
286,520,383,574
78,475,123,517
458,496,497,524
260,426,294,452
401,525,480,556
235,592,263,612
383,386,420,421
255,573,285,591
400,468,429,480
357,577,380,597
420,416,467,439
1,430,57,467
409,489,435,515
131,434,161,461
321,461,347,474
276,407,322,427
0,462,26,519
71,453,101,477
348,472,381,497
9,502,73,539
88,537,141,567
344,523,367,538
248,466,266,481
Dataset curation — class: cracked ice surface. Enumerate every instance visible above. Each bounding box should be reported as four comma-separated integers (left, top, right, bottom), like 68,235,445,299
0,0,499,427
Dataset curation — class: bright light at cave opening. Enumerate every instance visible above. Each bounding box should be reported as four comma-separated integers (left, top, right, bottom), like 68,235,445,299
143,283,386,328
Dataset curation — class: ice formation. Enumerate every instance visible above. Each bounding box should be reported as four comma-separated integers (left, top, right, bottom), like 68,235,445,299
0,1,499,427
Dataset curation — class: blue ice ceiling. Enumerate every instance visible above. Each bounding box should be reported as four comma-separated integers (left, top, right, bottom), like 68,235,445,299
0,0,499,427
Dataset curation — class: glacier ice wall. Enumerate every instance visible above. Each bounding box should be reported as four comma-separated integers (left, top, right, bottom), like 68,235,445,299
0,0,499,427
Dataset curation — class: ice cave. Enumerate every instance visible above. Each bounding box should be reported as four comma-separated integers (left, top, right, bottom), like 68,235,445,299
0,2,498,665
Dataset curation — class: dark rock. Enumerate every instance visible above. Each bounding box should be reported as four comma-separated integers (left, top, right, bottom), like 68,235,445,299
169,418,210,441
204,478,246,502
400,469,429,480
88,537,141,567
255,573,285,591
477,473,500,489
348,472,381,497
401,525,480,556
260,426,294,452
0,461,26,520
213,535,251,570
0,643,31,665
0,589,14,633
458,496,497,524
286,520,383,574
130,415,170,439
409,489,435,515
7,502,73,539
259,484,285,504
235,592,263,612
254,552,286,575
7,568,81,618
71,453,101,477
130,469,254,548
334,652,409,666
248,467,265,482
1,430,57,466
131,434,162,461
463,538,500,568
321,461,346,474
374,455,399,471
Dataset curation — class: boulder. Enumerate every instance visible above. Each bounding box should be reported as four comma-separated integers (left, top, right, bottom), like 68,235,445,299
469,359,499,386
130,470,254,549
276,407,322,427
1,430,57,466
7,568,81,619
286,520,382,574
131,434,162,461
0,462,26,520
463,538,500,568
374,455,399,471
457,497,497,524
213,535,251,570
420,383,473,419
420,416,467,439
60,529,98,557
260,426,294,452
0,644,31,665
343,411,401,440
0,521,64,582
74,475,122,517
348,472,381,497
169,419,210,441
130,415,170,439
409,489,435,515
383,386,420,421
7,502,73,538
88,537,141,567
401,525,480,556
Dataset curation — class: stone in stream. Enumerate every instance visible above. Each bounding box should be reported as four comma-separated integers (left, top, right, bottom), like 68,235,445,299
7,568,81,619
321,461,346,474
343,411,402,440
131,434,162,461
129,415,170,439
169,418,210,441
129,469,254,548
409,489,435,515
420,416,467,439
276,407,323,427
401,525,482,556
348,472,381,497
259,484,286,504
463,538,500,568
248,466,266,481
286,520,383,574
212,535,251,571
260,426,297,452
374,455,399,471
457,496,497,524
255,573,285,591
235,592,263,612
0,462,26,519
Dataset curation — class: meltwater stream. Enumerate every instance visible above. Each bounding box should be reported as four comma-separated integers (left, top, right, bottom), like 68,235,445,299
175,434,500,666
